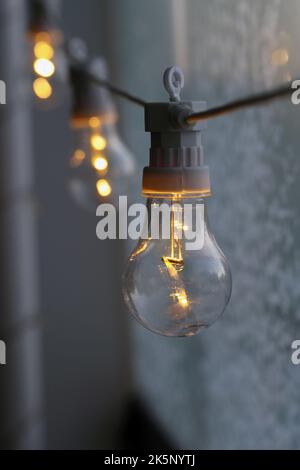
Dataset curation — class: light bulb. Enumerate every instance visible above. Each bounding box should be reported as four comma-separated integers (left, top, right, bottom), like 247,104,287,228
69,118,135,210
122,65,232,337
68,58,136,210
33,57,55,78
91,155,108,171
30,30,67,106
123,198,231,337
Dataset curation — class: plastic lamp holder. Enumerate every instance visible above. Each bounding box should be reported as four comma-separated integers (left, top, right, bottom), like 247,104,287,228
70,59,117,128
142,66,211,198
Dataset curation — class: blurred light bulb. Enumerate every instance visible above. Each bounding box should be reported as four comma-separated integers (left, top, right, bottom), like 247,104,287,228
91,134,107,151
33,57,55,77
96,179,112,197
123,198,232,337
30,30,67,107
91,155,108,171
70,149,86,168
33,77,52,99
34,41,54,59
89,117,101,128
69,57,136,210
69,117,136,210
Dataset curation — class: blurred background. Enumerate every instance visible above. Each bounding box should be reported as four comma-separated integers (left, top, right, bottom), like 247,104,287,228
0,0,300,450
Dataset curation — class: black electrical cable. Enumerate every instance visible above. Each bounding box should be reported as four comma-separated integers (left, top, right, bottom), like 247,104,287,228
86,72,294,119
85,71,147,108
85,64,295,120
185,81,294,123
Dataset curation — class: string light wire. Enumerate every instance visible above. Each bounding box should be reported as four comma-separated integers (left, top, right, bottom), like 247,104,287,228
185,81,294,123
84,69,147,107
76,61,296,120
81,56,296,121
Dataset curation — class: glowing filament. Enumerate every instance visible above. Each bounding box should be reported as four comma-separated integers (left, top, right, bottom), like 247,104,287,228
91,134,107,151
34,58,55,78
174,289,189,308
163,204,184,273
131,239,150,259
162,256,179,279
96,179,111,197
161,204,189,310
33,77,52,99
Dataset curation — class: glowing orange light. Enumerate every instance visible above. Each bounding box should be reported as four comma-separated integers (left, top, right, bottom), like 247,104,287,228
171,289,189,309
34,58,55,78
177,293,189,308
33,77,52,99
89,117,101,129
91,155,108,171
91,134,107,151
70,149,86,167
96,179,112,197
34,41,54,60
35,32,52,43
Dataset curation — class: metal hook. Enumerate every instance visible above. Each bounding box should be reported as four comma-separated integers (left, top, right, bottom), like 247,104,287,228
163,66,184,102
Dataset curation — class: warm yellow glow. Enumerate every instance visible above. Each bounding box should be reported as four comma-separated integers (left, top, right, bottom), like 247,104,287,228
142,189,211,197
162,256,179,278
163,204,184,274
179,298,188,307
174,289,189,308
271,48,289,66
89,117,101,129
91,134,107,151
91,155,108,171
34,58,55,78
131,239,151,258
33,77,52,99
70,149,86,167
96,179,112,197
35,32,52,43
161,205,190,311
34,41,54,59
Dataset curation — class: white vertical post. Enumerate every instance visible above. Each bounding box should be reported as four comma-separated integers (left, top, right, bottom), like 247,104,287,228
0,0,45,449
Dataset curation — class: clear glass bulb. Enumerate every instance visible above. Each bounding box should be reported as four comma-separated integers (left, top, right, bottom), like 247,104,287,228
123,198,232,337
69,117,135,210
30,30,67,108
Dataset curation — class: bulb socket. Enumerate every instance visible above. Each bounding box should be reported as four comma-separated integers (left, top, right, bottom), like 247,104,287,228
28,0,58,37
143,101,211,198
70,63,117,128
